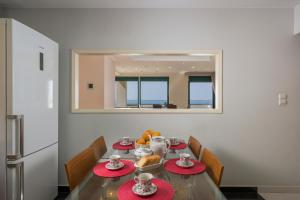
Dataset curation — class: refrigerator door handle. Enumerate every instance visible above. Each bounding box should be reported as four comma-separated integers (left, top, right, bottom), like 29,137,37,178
7,160,24,200
7,115,24,161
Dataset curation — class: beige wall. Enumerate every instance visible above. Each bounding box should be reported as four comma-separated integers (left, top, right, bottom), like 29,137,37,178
79,54,104,109
169,73,188,108
104,56,115,109
78,55,115,109
8,9,300,188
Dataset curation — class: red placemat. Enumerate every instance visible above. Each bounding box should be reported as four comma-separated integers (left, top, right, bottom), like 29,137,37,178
93,160,135,178
164,158,206,175
112,142,135,150
169,142,187,150
117,178,175,200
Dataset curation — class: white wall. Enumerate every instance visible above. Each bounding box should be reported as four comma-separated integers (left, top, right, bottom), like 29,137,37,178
5,8,300,187
295,4,300,35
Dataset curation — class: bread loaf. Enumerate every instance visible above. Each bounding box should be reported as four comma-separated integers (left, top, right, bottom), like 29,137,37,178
137,155,161,167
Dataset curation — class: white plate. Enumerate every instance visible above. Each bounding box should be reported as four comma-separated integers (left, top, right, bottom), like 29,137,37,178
132,183,157,196
120,141,133,146
105,162,124,170
176,160,194,168
134,159,163,171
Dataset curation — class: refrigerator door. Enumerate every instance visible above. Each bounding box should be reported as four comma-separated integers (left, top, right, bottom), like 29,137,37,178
7,143,58,200
6,19,58,156
0,18,7,200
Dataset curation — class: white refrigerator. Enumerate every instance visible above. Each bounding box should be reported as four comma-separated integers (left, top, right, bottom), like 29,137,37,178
0,19,58,200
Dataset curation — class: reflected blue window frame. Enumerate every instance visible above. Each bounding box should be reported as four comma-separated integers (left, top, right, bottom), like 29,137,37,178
115,76,169,107
140,77,169,106
188,76,215,108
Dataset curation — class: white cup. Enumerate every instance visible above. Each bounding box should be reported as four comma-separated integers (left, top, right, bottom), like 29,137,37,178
109,155,120,167
179,153,191,166
169,137,177,145
123,136,130,144
134,173,154,193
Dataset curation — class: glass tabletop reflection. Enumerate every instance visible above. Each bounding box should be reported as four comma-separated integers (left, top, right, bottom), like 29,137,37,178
66,146,227,200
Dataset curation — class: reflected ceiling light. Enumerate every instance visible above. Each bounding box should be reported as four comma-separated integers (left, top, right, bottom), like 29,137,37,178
119,53,144,56
190,53,214,56
130,55,210,62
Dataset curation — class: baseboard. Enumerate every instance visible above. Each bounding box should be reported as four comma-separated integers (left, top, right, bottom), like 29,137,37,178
58,185,70,193
220,187,265,200
221,185,300,194
258,186,300,194
54,186,70,200
220,187,258,193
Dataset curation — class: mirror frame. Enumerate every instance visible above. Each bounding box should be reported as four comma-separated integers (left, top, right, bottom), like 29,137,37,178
71,49,223,114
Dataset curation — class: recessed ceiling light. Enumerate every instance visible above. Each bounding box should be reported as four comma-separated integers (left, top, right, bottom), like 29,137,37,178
120,53,144,56
190,53,213,56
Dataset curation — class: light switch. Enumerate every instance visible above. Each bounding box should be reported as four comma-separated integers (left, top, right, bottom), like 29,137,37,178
87,83,94,89
278,92,288,106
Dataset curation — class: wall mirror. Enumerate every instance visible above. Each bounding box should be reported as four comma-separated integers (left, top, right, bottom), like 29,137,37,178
71,50,222,113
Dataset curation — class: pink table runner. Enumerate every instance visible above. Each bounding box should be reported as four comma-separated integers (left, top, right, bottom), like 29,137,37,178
112,142,135,150
93,160,135,178
117,178,175,200
169,142,187,150
164,158,206,175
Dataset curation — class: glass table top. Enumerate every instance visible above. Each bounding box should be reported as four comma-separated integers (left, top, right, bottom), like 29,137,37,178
66,145,227,200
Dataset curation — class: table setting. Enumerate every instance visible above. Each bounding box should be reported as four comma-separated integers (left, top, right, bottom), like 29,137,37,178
90,129,209,199
112,137,135,151
67,129,226,200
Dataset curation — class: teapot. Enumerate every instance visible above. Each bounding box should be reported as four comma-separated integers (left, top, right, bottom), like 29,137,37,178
149,136,170,158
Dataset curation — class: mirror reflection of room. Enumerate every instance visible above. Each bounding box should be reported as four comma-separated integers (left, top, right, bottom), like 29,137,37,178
75,53,217,110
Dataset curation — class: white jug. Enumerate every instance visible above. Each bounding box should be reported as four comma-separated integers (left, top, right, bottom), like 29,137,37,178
149,136,170,158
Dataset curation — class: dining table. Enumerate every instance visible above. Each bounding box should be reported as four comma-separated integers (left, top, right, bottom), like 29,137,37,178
65,141,227,200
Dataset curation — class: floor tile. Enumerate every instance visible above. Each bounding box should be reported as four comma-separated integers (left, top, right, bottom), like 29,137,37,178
260,193,300,200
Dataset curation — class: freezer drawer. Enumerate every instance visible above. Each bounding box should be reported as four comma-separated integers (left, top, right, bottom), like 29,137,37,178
7,143,58,200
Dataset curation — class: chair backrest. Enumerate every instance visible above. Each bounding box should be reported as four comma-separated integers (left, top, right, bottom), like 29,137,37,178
201,148,224,187
188,136,202,160
65,147,97,191
89,136,107,160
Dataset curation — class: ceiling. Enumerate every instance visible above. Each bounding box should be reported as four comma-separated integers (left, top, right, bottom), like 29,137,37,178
112,55,215,74
1,0,300,8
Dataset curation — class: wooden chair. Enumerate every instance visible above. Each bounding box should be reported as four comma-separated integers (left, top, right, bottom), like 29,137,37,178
65,147,97,191
201,148,224,187
89,136,107,160
188,136,202,160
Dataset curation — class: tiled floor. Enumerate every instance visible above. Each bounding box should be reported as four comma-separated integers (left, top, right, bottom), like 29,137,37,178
260,193,300,200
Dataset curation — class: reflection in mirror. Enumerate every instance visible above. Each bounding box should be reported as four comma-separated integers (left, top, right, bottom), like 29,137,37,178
72,51,222,113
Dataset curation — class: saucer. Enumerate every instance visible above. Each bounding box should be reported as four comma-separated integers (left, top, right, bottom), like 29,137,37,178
105,162,125,170
120,141,133,146
176,160,194,168
132,183,157,196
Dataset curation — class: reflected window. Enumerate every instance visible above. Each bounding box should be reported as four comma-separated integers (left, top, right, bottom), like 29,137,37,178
188,76,214,108
115,77,139,108
140,77,169,107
